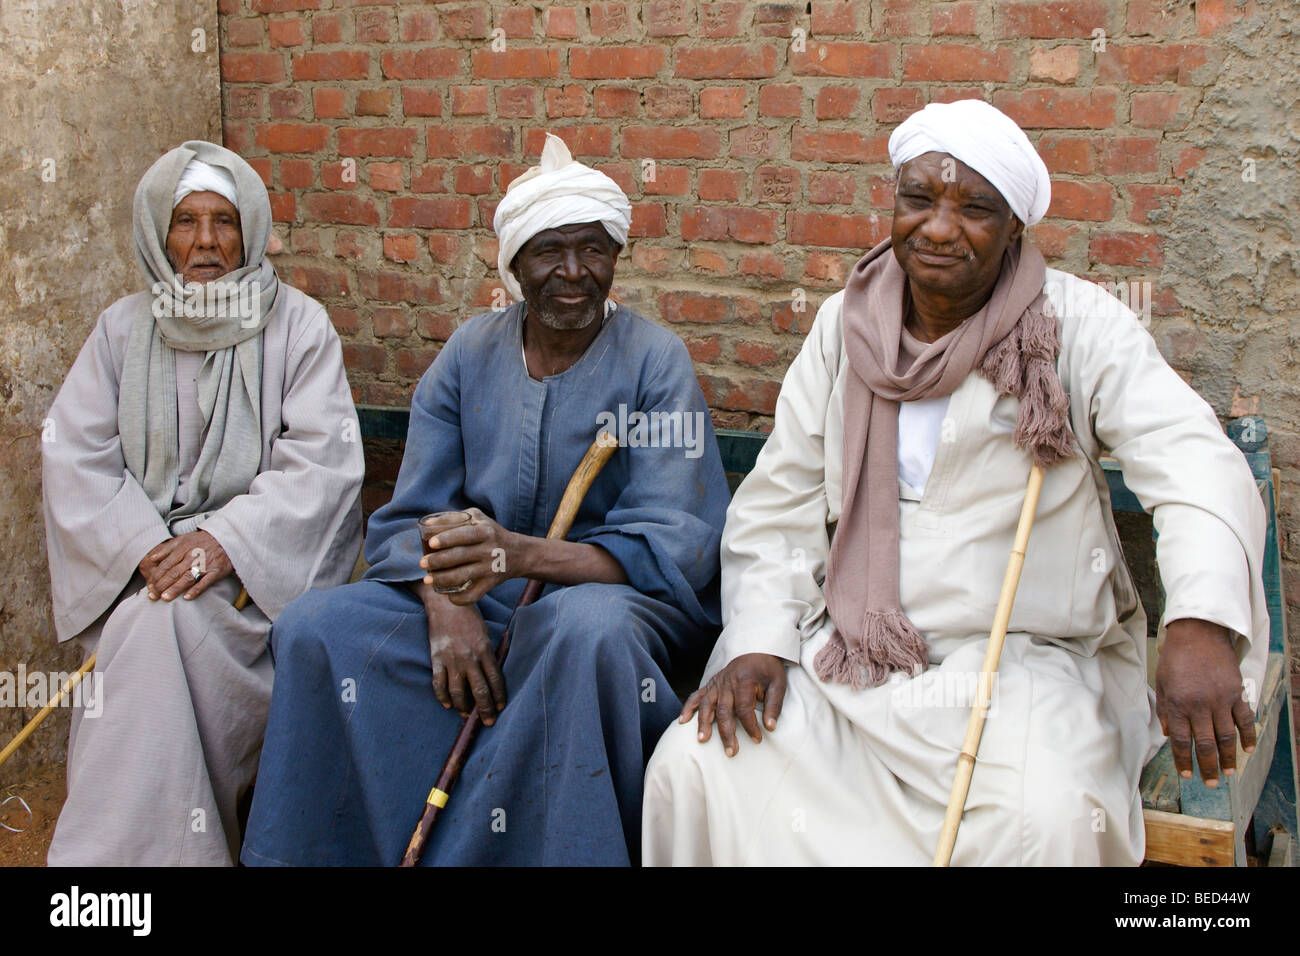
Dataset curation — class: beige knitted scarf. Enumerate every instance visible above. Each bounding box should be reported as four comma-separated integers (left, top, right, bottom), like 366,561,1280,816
816,237,1075,689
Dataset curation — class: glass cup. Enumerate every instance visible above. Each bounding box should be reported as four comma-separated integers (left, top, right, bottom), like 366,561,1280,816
418,511,474,594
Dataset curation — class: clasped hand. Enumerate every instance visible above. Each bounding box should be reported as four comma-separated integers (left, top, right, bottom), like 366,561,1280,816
138,530,234,602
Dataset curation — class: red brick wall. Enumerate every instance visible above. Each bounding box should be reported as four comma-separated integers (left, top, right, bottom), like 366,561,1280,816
217,0,1252,415
215,0,1280,536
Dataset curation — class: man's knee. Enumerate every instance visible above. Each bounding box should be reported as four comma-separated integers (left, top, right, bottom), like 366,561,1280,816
269,585,345,663
1018,764,1122,863
533,583,650,662
645,716,714,788
101,589,188,657
271,579,420,665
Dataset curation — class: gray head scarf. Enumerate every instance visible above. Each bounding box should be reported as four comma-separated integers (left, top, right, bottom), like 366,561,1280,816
118,140,281,533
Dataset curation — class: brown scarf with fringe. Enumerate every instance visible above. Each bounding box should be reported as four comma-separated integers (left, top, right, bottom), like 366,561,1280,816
816,237,1075,689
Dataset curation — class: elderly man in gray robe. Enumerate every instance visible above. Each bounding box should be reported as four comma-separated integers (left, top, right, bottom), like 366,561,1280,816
643,100,1269,866
41,141,364,865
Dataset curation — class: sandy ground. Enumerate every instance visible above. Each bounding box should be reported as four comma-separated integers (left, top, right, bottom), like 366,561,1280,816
0,761,63,866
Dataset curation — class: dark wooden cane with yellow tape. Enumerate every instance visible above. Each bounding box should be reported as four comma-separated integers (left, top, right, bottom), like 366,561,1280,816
399,431,620,867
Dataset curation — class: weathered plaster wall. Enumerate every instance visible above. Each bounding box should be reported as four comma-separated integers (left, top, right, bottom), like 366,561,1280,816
1149,3,1300,679
0,0,222,779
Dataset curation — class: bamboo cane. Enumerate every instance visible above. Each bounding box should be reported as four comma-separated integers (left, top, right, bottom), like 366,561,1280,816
0,585,250,768
0,655,96,769
933,463,1045,867
399,430,619,867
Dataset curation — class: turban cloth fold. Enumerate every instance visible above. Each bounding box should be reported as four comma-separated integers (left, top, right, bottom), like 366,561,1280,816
888,99,1052,226
173,159,240,210
492,133,632,302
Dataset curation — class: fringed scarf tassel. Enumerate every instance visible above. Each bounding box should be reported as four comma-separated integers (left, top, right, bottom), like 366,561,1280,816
979,298,1076,468
814,609,930,690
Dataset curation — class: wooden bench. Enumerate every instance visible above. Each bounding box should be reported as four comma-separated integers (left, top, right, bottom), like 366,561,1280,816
358,404,1300,866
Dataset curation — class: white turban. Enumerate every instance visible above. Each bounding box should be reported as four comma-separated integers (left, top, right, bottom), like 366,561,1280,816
492,133,632,302
173,158,240,210
888,100,1052,226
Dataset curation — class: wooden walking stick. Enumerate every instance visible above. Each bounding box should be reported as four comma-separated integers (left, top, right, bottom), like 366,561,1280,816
0,656,96,769
399,431,619,867
933,463,1045,867
0,586,250,768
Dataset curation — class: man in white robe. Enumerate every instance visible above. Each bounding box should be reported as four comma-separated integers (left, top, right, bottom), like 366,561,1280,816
41,141,364,865
643,101,1269,866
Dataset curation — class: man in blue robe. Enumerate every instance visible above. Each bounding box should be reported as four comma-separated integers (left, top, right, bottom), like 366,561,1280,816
241,134,730,866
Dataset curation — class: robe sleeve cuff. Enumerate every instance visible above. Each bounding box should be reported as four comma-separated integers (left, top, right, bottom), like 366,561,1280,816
712,608,803,669
358,526,427,585
198,512,275,616
53,521,164,642
1155,503,1256,656
580,531,668,598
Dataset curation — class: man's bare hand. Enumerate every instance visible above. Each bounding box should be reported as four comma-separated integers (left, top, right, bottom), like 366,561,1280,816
680,653,788,757
139,530,234,602
1155,618,1256,787
137,537,171,588
414,581,505,726
420,508,518,606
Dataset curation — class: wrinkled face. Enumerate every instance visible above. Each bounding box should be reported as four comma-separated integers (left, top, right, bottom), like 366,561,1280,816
510,221,620,331
166,190,244,285
891,152,1023,301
